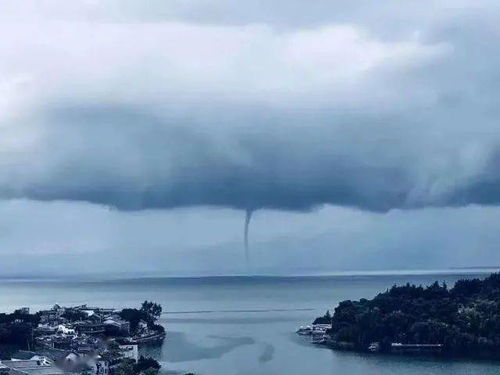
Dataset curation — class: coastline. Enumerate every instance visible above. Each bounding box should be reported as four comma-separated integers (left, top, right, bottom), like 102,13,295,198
0,273,499,374
301,272,500,362
0,267,499,284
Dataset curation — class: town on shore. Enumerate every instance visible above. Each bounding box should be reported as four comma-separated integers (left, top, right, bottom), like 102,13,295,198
0,301,184,375
298,272,500,360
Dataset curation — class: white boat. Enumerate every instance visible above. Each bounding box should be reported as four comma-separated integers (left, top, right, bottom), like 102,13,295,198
296,326,312,335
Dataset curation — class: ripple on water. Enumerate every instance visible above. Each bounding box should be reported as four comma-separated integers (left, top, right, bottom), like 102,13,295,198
259,343,275,363
157,331,255,362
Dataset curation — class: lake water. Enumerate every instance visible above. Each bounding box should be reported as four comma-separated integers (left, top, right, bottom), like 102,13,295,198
1,272,500,374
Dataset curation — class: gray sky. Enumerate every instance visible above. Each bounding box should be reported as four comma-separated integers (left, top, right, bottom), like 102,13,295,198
1,1,500,276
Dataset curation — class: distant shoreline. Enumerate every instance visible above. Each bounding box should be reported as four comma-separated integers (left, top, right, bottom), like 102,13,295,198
0,268,498,283
449,266,500,270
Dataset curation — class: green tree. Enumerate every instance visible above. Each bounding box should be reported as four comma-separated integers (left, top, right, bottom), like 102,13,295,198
142,368,159,375
141,301,162,322
135,356,161,373
115,359,136,375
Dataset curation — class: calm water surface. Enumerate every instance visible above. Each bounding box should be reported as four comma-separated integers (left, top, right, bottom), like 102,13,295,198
1,273,499,374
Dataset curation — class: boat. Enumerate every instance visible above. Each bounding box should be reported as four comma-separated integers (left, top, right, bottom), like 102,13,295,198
296,326,312,335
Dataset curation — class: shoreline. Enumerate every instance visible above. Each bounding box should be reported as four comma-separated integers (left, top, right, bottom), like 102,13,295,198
0,268,499,284
301,272,500,363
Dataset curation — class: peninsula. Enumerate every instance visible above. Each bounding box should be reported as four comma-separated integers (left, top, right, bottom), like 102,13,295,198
0,301,165,374
301,272,500,359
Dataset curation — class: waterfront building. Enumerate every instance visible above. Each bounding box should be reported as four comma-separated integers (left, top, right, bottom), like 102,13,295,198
74,322,106,335
0,359,64,375
118,345,139,362
104,317,130,336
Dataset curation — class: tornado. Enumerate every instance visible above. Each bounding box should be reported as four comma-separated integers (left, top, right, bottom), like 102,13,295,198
244,209,253,270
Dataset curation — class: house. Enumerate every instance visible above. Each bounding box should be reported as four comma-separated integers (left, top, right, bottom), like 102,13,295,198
14,307,30,315
35,324,58,335
56,324,75,335
10,351,50,362
11,351,38,361
96,308,115,315
40,335,74,350
118,345,138,362
74,322,106,335
103,318,130,336
82,310,97,319
71,305,88,311
311,316,332,332
312,323,331,331
19,350,72,364
310,316,332,345
39,307,63,325
311,330,328,344
0,359,64,375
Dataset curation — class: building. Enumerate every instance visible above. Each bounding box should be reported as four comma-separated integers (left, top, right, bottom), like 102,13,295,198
39,307,63,325
104,318,130,336
35,325,58,335
15,307,30,315
74,322,106,335
312,322,332,332
118,345,138,362
56,324,75,335
0,359,64,375
10,351,50,362
12,350,70,365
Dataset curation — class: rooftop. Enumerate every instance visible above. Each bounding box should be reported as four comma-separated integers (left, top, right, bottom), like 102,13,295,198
1,360,64,375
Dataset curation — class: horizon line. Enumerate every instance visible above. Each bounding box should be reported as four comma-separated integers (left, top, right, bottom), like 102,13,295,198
0,267,499,283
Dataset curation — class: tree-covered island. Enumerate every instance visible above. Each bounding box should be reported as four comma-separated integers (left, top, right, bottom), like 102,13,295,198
307,272,500,359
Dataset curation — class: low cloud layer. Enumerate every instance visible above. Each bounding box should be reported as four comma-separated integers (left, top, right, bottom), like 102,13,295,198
0,200,499,277
1,1,500,213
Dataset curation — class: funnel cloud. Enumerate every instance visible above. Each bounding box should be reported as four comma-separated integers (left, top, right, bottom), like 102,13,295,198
244,209,254,268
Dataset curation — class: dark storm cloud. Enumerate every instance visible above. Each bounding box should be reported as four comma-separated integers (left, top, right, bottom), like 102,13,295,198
0,101,498,213
1,1,500,213
0,104,411,211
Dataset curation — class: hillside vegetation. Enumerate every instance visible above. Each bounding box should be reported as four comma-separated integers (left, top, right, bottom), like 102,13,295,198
325,273,500,358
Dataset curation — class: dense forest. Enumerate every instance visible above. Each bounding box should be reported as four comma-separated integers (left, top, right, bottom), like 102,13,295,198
322,273,500,359
0,309,40,346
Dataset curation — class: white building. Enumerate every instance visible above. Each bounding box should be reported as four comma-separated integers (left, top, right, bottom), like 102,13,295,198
57,324,76,335
119,345,139,362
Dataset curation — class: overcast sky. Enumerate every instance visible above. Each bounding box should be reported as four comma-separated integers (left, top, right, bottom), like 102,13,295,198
2,1,500,277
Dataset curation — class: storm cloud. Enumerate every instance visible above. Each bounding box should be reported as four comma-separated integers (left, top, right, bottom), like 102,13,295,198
1,1,500,214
